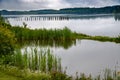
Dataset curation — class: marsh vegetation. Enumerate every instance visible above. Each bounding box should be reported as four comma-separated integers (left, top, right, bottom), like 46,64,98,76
0,15,120,80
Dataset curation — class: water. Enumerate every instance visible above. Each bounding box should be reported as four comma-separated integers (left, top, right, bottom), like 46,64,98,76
3,14,120,76
53,40,120,76
21,39,120,77
3,14,120,37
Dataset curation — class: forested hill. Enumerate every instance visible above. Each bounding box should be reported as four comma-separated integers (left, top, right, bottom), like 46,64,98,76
0,5,120,15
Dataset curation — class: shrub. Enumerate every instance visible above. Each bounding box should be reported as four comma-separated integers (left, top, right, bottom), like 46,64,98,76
0,27,16,55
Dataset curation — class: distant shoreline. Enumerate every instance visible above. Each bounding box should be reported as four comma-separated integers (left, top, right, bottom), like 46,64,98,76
1,13,118,16
0,5,120,15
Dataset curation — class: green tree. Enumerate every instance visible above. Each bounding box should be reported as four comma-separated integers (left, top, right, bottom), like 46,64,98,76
0,27,16,55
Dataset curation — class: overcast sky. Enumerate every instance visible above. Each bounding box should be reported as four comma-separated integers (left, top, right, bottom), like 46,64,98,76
0,0,120,11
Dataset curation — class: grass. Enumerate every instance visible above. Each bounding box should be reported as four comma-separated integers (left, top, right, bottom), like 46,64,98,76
0,65,120,80
9,48,62,73
0,71,22,80
0,65,51,80
0,63,70,80
10,26,120,44
10,26,75,41
0,48,70,80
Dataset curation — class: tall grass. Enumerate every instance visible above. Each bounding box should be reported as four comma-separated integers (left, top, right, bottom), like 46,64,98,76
11,26,120,44
8,48,62,73
0,48,71,80
11,26,76,41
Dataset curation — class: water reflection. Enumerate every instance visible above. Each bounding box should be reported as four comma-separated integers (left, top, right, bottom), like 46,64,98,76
20,39,120,77
18,40,76,49
69,14,114,20
114,14,120,21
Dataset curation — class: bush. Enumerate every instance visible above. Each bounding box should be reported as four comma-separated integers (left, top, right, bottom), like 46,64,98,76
0,27,16,55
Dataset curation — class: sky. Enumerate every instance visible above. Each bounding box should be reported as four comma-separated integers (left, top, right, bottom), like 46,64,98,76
0,0,120,11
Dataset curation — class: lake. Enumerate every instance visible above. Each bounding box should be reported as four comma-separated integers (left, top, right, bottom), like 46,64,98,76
3,14,120,37
3,14,120,77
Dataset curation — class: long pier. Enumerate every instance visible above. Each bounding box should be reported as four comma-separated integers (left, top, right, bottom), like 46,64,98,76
3,14,120,21
4,16,69,21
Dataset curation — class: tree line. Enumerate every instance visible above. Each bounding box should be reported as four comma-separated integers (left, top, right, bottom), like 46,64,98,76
0,5,120,15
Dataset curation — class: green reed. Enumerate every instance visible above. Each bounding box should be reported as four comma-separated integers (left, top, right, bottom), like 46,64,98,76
11,48,61,73
10,26,76,41
10,26,120,44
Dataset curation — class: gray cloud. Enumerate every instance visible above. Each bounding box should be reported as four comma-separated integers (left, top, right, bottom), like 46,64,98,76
0,0,70,10
65,0,120,7
0,0,120,10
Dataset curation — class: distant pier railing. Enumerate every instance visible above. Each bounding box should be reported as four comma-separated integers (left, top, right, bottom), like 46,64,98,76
3,14,120,21
4,16,69,21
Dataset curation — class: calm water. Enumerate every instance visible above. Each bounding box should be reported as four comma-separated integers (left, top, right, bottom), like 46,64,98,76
3,14,120,37
3,14,120,76
21,40,120,77
53,40,120,76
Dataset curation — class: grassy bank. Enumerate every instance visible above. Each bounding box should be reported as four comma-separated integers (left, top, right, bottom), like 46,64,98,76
0,48,71,80
0,71,23,80
1,49,62,73
0,65,120,80
9,26,120,44
79,35,120,43
10,26,75,41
